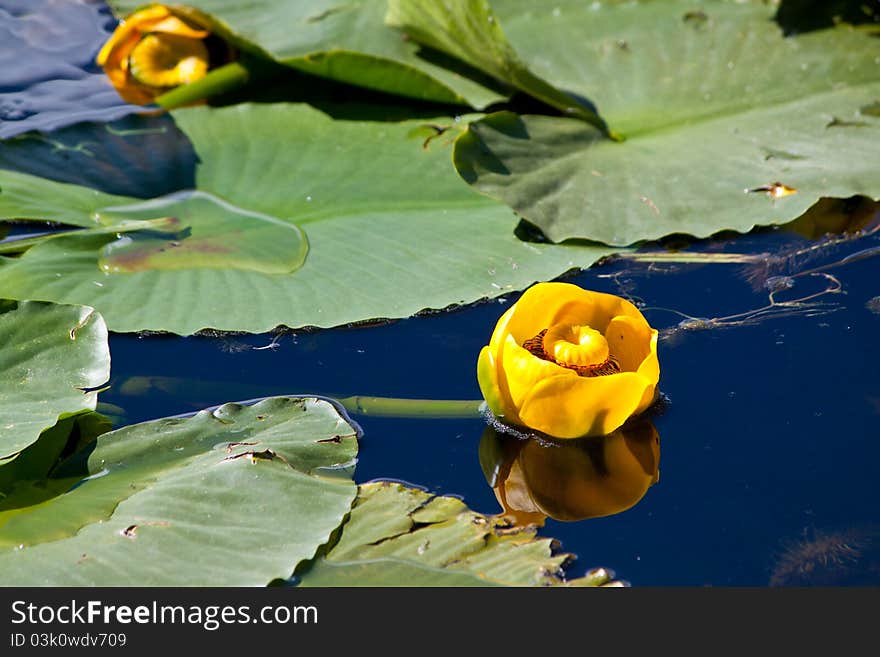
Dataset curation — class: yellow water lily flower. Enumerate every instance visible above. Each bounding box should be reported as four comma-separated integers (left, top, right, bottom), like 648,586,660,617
96,4,218,105
477,282,660,439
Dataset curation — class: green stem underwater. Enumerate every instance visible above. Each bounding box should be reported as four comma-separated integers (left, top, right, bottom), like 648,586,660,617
617,251,766,264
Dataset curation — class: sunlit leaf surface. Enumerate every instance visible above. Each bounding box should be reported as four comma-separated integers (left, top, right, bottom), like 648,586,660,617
0,397,358,586
95,191,308,275
296,480,620,586
0,103,615,334
0,300,109,460
454,0,880,244
386,0,608,132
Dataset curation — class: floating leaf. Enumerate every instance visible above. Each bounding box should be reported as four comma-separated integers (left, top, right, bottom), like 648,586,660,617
386,0,610,134
108,0,507,108
454,0,880,245
0,300,109,460
95,191,308,274
0,104,615,334
0,397,358,586
0,412,112,519
296,481,621,586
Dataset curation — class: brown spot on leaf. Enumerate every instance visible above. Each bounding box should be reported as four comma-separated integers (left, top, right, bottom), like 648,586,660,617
746,182,797,199
223,448,290,466
225,441,258,453
827,116,869,128
683,10,709,27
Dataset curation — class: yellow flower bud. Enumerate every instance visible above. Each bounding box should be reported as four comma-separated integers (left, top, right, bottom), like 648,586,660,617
477,282,660,439
96,4,225,105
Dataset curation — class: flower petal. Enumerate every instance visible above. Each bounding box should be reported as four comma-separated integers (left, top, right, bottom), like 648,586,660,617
634,329,660,414
506,282,647,341
128,33,209,88
500,333,575,409
487,304,516,353
148,15,211,39
477,346,515,421
518,371,652,438
96,5,173,66
604,315,652,372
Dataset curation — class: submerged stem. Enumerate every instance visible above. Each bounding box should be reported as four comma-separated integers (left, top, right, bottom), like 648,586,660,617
617,251,766,264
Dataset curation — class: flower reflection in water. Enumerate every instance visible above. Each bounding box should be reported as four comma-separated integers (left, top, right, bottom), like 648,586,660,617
479,417,660,527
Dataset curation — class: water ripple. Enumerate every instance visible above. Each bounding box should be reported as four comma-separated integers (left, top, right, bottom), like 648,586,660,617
0,0,144,138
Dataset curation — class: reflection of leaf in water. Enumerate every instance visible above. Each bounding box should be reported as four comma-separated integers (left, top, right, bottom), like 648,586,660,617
769,526,880,586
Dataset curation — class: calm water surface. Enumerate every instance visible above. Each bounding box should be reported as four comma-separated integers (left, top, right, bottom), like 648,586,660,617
2,0,878,587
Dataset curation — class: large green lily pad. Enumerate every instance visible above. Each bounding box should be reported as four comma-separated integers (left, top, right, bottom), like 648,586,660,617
386,0,608,133
0,300,109,460
0,104,615,335
296,481,621,586
0,397,358,586
109,0,507,108
453,0,880,244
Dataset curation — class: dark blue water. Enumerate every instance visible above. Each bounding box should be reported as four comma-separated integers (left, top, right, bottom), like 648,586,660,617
97,222,880,587
0,0,140,138
3,0,879,587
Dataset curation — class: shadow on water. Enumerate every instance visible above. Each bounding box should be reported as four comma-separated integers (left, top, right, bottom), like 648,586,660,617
0,114,198,198
774,0,880,36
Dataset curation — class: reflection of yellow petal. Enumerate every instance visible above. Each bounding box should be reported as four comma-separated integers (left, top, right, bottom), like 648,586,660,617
494,459,547,527
519,371,651,438
521,421,659,520
500,334,574,409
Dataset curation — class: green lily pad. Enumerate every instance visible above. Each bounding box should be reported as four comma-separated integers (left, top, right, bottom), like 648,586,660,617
0,300,109,460
453,0,880,245
0,104,615,335
0,412,112,513
108,0,507,108
0,397,358,586
296,481,621,586
386,0,609,134
95,191,308,274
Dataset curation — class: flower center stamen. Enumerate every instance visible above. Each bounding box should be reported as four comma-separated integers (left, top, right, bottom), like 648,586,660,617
522,327,621,377
543,324,609,366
